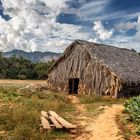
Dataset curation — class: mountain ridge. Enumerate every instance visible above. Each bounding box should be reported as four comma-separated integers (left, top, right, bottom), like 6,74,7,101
2,49,61,63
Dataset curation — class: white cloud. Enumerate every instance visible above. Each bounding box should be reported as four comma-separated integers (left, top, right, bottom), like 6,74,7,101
0,0,91,52
108,36,140,51
57,0,111,20
80,0,106,11
88,38,98,43
90,10,140,21
135,15,140,40
0,0,139,53
79,0,110,19
103,15,140,52
93,21,113,40
115,22,137,31
41,0,69,12
76,1,139,23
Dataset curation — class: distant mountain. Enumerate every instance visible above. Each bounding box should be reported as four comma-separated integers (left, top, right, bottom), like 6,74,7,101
2,49,61,63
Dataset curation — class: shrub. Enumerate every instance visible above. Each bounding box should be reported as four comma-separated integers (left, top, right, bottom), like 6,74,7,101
124,96,140,124
123,96,140,137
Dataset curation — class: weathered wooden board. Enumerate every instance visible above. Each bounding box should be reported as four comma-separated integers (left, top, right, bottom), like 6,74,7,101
41,116,51,129
49,116,63,128
49,111,76,129
41,111,48,118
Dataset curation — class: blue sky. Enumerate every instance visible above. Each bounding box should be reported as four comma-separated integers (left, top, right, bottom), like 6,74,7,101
0,0,140,52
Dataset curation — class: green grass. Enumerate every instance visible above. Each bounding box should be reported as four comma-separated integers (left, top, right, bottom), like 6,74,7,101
0,86,76,140
76,95,125,120
79,95,124,105
79,95,124,116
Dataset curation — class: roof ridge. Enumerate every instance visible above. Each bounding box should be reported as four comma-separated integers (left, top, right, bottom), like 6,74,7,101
74,39,138,54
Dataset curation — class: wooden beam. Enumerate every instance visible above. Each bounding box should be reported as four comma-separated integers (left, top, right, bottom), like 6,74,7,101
41,111,48,119
40,116,51,129
49,116,63,128
48,111,76,129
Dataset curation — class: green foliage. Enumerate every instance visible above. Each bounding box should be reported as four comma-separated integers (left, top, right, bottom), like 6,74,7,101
0,56,55,79
34,60,55,79
124,96,140,135
124,96,140,124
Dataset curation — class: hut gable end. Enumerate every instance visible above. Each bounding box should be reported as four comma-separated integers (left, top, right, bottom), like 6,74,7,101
48,43,92,92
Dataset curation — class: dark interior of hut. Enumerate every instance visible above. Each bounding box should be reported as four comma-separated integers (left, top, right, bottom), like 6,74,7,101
69,78,79,94
118,83,140,98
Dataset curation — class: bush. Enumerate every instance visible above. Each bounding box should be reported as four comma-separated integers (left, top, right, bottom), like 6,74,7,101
124,96,140,124
123,96,140,137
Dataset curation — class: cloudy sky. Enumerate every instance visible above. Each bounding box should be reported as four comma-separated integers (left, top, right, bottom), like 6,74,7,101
0,0,140,52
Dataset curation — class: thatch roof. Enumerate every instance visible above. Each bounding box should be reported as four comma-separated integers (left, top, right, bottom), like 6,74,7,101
49,40,140,83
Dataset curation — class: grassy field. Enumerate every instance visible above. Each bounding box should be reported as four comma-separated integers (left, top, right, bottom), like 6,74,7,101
0,79,47,87
0,83,77,140
0,80,126,140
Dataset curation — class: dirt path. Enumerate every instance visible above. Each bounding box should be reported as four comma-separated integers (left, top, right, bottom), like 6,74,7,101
75,103,124,140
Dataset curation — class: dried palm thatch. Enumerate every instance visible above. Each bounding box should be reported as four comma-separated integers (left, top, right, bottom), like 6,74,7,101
48,40,140,98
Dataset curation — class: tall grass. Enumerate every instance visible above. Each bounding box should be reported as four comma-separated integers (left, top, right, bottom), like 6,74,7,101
0,87,75,139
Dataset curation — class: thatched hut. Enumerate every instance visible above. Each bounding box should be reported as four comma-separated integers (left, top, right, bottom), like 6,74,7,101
48,40,140,98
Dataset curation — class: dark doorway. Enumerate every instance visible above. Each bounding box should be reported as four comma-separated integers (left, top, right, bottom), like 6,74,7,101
69,78,79,94
69,79,73,94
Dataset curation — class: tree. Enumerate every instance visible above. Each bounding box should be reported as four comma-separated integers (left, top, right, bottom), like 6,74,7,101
34,60,55,79
0,56,55,80
0,53,1,58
